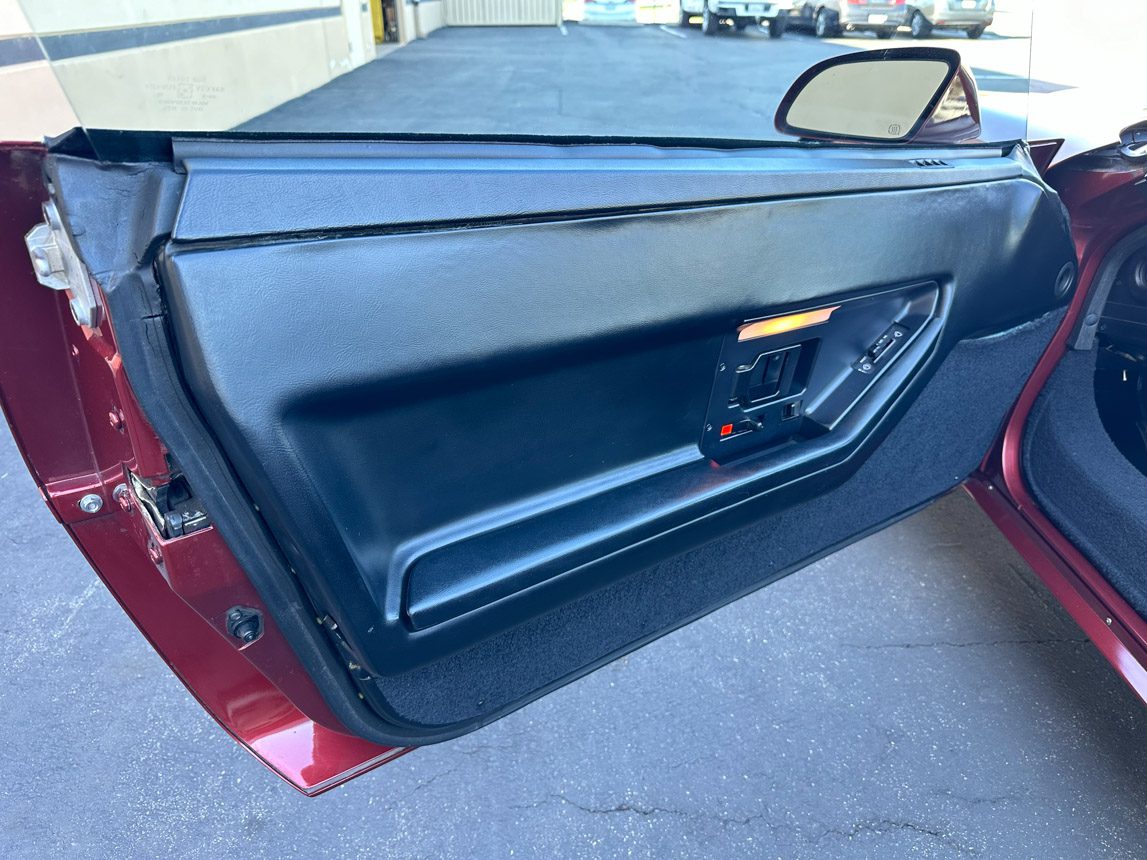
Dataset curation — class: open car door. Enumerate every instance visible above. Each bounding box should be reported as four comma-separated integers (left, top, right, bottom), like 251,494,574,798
0,83,1078,790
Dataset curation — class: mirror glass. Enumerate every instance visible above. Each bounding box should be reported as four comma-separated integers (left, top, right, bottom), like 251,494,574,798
781,58,955,143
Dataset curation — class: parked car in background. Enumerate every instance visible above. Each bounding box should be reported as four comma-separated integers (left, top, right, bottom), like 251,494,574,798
905,0,994,38
680,0,793,36
789,0,907,39
582,0,638,24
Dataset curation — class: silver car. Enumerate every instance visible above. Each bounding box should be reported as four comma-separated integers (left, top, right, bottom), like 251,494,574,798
791,1,909,39
906,0,995,38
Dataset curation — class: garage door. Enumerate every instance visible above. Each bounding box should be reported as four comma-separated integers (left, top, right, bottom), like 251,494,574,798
445,0,561,26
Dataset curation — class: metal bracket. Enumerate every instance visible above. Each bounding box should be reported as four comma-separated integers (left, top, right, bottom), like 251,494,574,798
24,200,102,328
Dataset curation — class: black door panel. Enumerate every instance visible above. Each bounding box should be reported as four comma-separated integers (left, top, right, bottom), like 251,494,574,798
50,137,1074,744
166,139,1023,241
402,283,941,638
370,308,1064,730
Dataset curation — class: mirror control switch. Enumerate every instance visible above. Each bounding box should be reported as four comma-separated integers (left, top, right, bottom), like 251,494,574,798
854,324,910,374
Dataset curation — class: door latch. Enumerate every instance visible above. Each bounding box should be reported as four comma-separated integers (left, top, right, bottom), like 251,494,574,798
24,200,102,328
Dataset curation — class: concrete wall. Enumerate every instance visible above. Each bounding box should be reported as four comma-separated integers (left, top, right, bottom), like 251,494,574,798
2,0,380,134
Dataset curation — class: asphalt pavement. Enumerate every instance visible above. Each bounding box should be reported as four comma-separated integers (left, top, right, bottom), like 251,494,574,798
5,21,1147,860
242,23,1040,141
4,399,1147,858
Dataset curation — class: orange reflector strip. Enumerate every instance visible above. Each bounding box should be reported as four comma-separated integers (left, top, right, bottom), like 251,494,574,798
737,306,839,342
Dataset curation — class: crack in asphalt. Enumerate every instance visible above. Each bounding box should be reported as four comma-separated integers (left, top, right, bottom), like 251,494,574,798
411,766,459,792
511,793,776,829
512,793,981,852
812,817,976,854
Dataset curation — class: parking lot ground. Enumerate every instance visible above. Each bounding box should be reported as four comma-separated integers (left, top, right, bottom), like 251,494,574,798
243,22,1057,140
4,414,1147,857
243,23,847,137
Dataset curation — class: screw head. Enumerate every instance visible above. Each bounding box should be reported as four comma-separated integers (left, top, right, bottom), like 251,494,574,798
147,542,163,565
78,493,103,514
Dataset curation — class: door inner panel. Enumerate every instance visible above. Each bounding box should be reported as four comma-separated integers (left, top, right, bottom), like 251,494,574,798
47,138,1075,743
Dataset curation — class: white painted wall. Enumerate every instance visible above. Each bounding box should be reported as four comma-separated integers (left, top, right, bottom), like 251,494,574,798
2,0,379,134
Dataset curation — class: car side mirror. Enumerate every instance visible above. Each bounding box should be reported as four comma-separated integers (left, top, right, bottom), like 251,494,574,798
775,48,981,145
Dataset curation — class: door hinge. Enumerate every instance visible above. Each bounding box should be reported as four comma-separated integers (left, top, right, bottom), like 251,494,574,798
318,613,375,681
127,470,212,539
24,200,102,328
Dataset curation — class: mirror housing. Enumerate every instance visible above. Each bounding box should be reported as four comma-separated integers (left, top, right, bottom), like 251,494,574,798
775,48,981,145
1120,121,1147,160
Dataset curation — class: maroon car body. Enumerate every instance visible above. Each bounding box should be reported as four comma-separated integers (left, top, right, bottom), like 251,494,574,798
970,146,1147,703
0,143,405,794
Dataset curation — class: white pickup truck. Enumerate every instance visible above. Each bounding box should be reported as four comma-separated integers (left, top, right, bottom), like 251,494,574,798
679,0,794,36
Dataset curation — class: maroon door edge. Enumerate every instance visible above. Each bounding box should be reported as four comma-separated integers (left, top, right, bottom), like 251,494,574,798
0,142,409,795
966,144,1147,706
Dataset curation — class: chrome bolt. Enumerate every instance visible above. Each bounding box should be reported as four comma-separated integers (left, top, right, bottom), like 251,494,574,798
113,483,131,511
78,493,103,514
